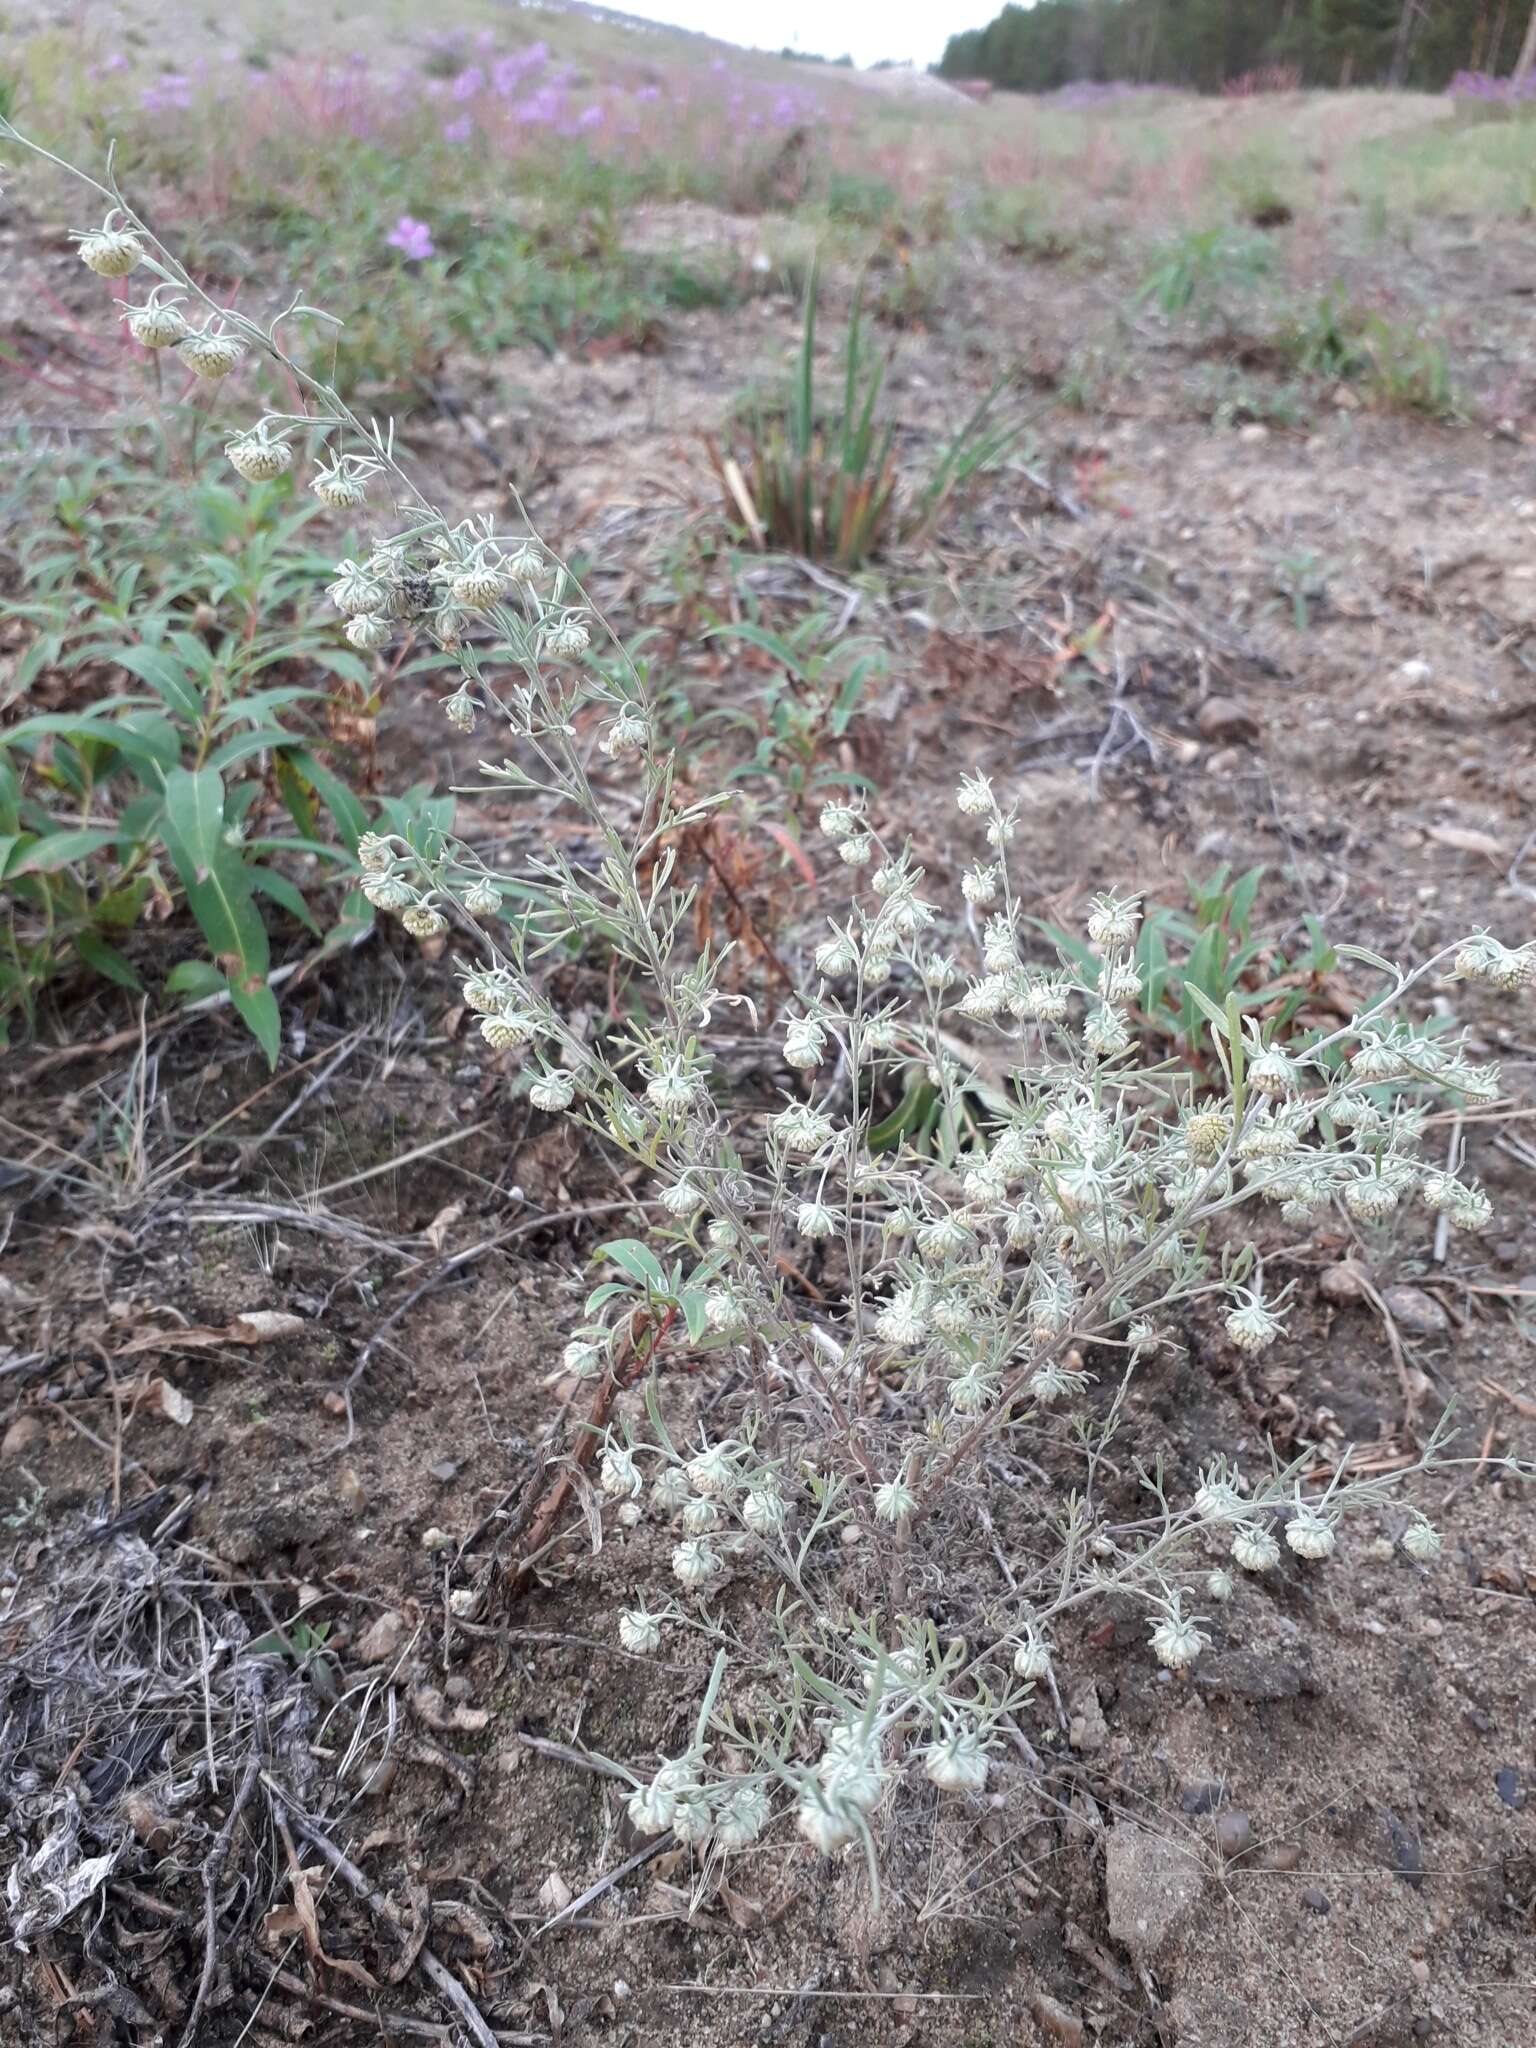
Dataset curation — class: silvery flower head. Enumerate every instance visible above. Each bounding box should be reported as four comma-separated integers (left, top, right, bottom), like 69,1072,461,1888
1087,891,1140,951
796,1198,837,1239
770,1103,834,1156
1401,1519,1441,1563
1193,1464,1246,1523
681,1497,719,1535
671,1535,721,1588
1103,956,1142,1005
783,1015,827,1070
1225,1292,1283,1355
956,771,994,816
687,1445,737,1498
618,1606,662,1655
530,1069,575,1112
962,864,1000,908
562,1338,604,1378
958,975,1010,1021
796,1786,858,1854
742,1486,786,1534
1343,1174,1399,1222
651,1466,691,1513
873,1477,917,1523
1285,1505,1337,1560
982,913,1020,975
602,709,651,757
874,1284,928,1348
1249,1043,1299,1097
1013,1631,1052,1681
818,800,862,843
542,612,591,659
600,1445,642,1499
714,1780,770,1849
1084,1005,1132,1059
922,1723,989,1793
838,833,873,867
627,1758,696,1834
815,929,859,978
1149,1600,1209,1671
949,1364,998,1414
1232,1525,1280,1572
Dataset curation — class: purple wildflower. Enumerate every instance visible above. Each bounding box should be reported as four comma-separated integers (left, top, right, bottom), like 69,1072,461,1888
451,65,484,100
142,73,194,113
442,113,474,142
387,215,435,261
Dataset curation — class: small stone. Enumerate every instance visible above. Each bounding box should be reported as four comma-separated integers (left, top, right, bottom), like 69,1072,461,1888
356,1610,408,1663
1386,1812,1424,1887
1195,697,1259,744
1238,422,1269,444
1409,1958,1430,1988
1031,1992,1085,2045
538,1871,572,1913
1318,1259,1370,1304
429,1458,460,1484
1105,1823,1206,1959
1215,1811,1254,1859
1259,1842,1303,1872
1,1415,43,1459
421,1526,454,1552
1382,1286,1449,1337
1301,1887,1331,1914
1180,1780,1226,1815
1068,1680,1109,1755
1196,1652,1311,1701
1495,1766,1526,1810
1398,658,1433,684
337,1468,366,1512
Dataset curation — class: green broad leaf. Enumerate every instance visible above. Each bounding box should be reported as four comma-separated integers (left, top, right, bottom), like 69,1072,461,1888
113,644,204,722
231,982,282,1068
593,1238,669,1291
290,749,367,852
207,729,298,773
274,754,318,840
162,766,227,885
10,827,119,875
75,931,143,991
679,1289,712,1344
1185,983,1230,1037
165,959,229,1002
215,686,328,727
248,865,320,935
2,711,175,772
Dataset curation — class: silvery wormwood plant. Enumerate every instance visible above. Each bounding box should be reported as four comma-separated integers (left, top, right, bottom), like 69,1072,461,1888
17,130,1535,1887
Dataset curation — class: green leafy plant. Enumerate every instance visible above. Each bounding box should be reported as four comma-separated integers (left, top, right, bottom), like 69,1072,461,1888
1039,865,1339,1066
691,608,886,816
1135,225,1273,327
0,456,385,1058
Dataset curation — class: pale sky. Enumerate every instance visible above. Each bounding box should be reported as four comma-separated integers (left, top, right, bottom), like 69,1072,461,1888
610,0,996,70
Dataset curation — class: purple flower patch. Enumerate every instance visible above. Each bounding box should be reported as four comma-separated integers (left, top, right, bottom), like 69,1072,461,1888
387,215,435,261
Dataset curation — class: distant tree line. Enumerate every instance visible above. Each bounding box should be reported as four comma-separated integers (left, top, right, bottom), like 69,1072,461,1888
938,1,1536,95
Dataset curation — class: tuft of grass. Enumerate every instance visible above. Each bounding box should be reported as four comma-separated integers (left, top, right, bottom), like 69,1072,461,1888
708,265,1022,570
